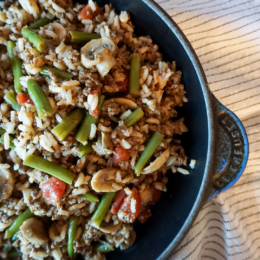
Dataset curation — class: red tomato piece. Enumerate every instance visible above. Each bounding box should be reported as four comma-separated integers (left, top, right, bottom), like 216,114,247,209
78,4,103,21
111,189,127,214
116,70,130,92
112,144,131,166
150,188,161,205
137,205,152,224
41,177,66,204
120,189,141,222
16,93,33,106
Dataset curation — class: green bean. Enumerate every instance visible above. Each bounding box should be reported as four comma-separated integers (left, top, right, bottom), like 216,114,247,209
0,134,15,149
91,192,116,227
69,31,100,43
23,154,75,184
27,79,53,119
22,27,46,52
40,65,73,80
77,142,93,158
7,41,23,93
135,131,164,176
7,248,22,258
93,241,114,253
76,95,105,144
81,192,99,203
68,215,78,259
11,231,19,241
4,90,21,111
29,17,51,30
129,53,141,97
52,109,84,141
0,127,6,135
5,208,33,238
124,107,144,127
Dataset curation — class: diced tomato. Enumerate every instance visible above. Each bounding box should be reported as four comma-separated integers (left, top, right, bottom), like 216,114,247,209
150,188,161,205
41,177,66,204
91,106,99,118
120,189,141,222
116,70,130,92
16,93,33,106
137,205,152,224
112,144,131,166
111,189,127,214
91,90,99,95
78,4,103,21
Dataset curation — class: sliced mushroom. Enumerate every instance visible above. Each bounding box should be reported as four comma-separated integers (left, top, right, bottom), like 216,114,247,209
101,132,113,151
91,168,133,192
113,98,138,109
81,37,117,77
142,148,170,174
98,221,122,234
52,23,67,41
49,220,67,242
0,168,14,202
20,218,48,245
120,229,136,250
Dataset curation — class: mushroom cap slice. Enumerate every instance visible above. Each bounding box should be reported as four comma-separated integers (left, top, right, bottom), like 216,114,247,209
91,168,133,192
81,37,117,77
52,23,67,41
142,148,170,174
98,221,122,234
0,167,14,202
20,218,48,245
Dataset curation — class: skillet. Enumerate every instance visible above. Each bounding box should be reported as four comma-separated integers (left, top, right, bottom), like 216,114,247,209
75,0,249,259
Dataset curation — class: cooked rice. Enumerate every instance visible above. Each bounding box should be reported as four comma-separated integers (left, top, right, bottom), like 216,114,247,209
0,0,193,259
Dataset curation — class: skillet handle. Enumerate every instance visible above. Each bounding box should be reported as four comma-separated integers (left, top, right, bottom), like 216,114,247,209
205,95,249,202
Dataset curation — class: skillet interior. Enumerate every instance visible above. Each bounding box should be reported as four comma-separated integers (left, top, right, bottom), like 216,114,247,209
76,0,210,259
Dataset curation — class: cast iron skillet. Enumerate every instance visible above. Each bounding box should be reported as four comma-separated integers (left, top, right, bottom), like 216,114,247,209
76,0,249,259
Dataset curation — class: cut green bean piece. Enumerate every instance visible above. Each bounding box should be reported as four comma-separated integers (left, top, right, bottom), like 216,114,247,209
0,134,15,149
77,142,93,158
11,232,19,241
52,109,84,141
5,208,33,238
135,131,164,176
91,192,116,227
93,241,114,253
124,107,144,127
81,192,99,203
4,90,21,111
69,31,100,43
76,95,105,144
40,65,73,80
23,154,75,184
22,27,46,52
29,17,51,30
68,215,78,259
27,79,53,119
0,127,6,135
129,53,141,97
7,41,23,93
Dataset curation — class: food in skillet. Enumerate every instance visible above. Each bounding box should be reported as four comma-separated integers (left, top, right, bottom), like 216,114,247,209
0,0,196,259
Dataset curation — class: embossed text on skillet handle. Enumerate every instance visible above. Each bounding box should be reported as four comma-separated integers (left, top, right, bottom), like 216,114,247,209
206,95,249,202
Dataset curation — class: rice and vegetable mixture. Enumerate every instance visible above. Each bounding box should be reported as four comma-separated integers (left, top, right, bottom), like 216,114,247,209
0,0,195,259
